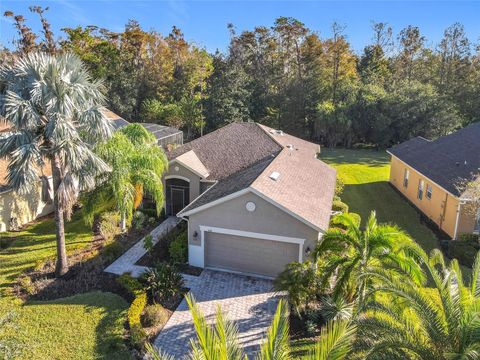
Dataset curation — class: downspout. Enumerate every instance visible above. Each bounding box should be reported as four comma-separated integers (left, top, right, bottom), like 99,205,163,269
453,200,467,240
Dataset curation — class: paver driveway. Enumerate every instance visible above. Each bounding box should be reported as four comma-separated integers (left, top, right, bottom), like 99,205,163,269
152,270,282,358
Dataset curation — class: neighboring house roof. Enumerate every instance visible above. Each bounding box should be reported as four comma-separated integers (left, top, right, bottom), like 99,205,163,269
176,122,336,231
167,122,282,180
102,109,130,130
142,123,183,142
388,122,480,197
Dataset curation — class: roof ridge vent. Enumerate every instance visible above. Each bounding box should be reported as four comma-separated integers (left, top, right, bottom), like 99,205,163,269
269,171,280,181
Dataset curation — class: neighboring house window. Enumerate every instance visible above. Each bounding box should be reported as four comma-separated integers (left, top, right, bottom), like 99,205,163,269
417,180,424,200
403,169,409,188
426,184,433,200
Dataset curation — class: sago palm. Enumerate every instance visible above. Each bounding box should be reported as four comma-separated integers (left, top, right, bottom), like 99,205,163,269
314,211,425,309
0,52,112,276
357,249,480,359
82,123,167,230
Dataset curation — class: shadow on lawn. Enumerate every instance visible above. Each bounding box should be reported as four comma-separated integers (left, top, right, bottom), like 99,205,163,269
341,181,442,253
25,292,131,359
320,149,390,167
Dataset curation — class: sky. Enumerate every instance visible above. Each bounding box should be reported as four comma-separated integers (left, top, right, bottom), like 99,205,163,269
1,1,480,54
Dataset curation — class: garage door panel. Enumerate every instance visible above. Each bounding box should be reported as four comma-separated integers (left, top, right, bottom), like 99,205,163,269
205,232,299,277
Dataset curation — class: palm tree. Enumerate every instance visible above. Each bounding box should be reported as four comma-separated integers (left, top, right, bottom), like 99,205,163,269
313,211,425,309
146,295,291,360
146,295,357,360
82,123,167,230
357,249,480,359
0,52,112,276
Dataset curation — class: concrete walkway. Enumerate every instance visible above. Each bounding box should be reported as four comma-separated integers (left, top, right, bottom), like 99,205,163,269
152,270,281,359
104,216,182,278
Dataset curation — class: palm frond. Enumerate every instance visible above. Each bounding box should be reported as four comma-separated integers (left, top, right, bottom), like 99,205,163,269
257,299,290,360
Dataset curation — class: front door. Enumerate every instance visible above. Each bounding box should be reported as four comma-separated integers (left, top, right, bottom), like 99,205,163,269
165,178,190,216
171,187,186,215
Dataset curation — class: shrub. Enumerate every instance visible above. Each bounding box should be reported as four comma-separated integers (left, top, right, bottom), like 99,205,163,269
335,175,345,197
102,241,124,263
17,275,35,295
117,274,149,349
139,208,160,218
129,323,147,349
99,211,121,241
448,238,480,268
332,200,349,213
330,212,361,230
128,292,148,327
458,233,480,243
142,304,169,328
143,234,154,254
117,273,144,296
169,231,188,264
132,211,147,230
141,263,184,302
273,261,318,315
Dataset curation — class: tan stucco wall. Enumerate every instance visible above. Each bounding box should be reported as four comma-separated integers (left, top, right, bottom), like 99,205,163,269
163,161,202,203
187,191,321,261
0,179,54,232
389,155,476,238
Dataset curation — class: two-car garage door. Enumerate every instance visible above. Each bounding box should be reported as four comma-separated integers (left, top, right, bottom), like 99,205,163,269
204,232,300,278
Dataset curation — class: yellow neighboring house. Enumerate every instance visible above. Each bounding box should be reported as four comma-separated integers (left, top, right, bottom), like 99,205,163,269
388,122,480,239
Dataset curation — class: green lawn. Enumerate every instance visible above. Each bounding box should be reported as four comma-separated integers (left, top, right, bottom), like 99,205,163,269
0,212,130,360
321,148,440,253
291,148,442,358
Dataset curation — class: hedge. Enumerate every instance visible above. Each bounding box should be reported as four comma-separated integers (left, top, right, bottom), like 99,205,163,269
117,274,148,349
332,200,349,213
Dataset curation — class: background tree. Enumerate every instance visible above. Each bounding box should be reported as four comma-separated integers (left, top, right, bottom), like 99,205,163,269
0,52,112,276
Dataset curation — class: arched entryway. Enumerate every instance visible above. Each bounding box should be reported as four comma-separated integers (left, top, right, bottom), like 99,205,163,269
165,177,190,216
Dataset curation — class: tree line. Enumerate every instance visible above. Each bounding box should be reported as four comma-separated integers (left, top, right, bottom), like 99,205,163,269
2,7,480,146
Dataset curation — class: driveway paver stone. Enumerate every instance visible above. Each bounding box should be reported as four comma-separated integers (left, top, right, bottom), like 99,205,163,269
152,270,281,359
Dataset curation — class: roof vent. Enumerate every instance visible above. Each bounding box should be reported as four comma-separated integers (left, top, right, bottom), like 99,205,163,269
286,144,294,149
269,171,280,181
270,129,284,136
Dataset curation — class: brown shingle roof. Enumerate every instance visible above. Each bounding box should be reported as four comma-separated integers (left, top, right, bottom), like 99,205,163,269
388,122,480,197
252,126,336,230
167,122,282,180
178,123,337,231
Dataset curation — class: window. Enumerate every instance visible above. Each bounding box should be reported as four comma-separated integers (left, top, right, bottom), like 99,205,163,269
426,184,433,200
403,169,409,188
417,180,424,200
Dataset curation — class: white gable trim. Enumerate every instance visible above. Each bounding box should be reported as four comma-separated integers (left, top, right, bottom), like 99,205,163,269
168,159,209,179
165,175,191,183
178,186,324,233
178,187,249,217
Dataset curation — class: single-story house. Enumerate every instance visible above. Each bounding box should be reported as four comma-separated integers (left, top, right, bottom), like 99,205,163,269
388,122,480,239
0,110,182,232
163,122,336,278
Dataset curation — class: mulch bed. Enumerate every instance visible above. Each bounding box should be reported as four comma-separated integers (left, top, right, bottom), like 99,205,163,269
15,216,166,302
136,223,203,277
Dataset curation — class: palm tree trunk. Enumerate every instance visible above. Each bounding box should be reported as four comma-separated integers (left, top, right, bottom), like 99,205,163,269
51,154,69,277
120,212,127,232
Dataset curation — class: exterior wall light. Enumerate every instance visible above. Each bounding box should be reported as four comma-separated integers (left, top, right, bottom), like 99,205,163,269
305,246,311,256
